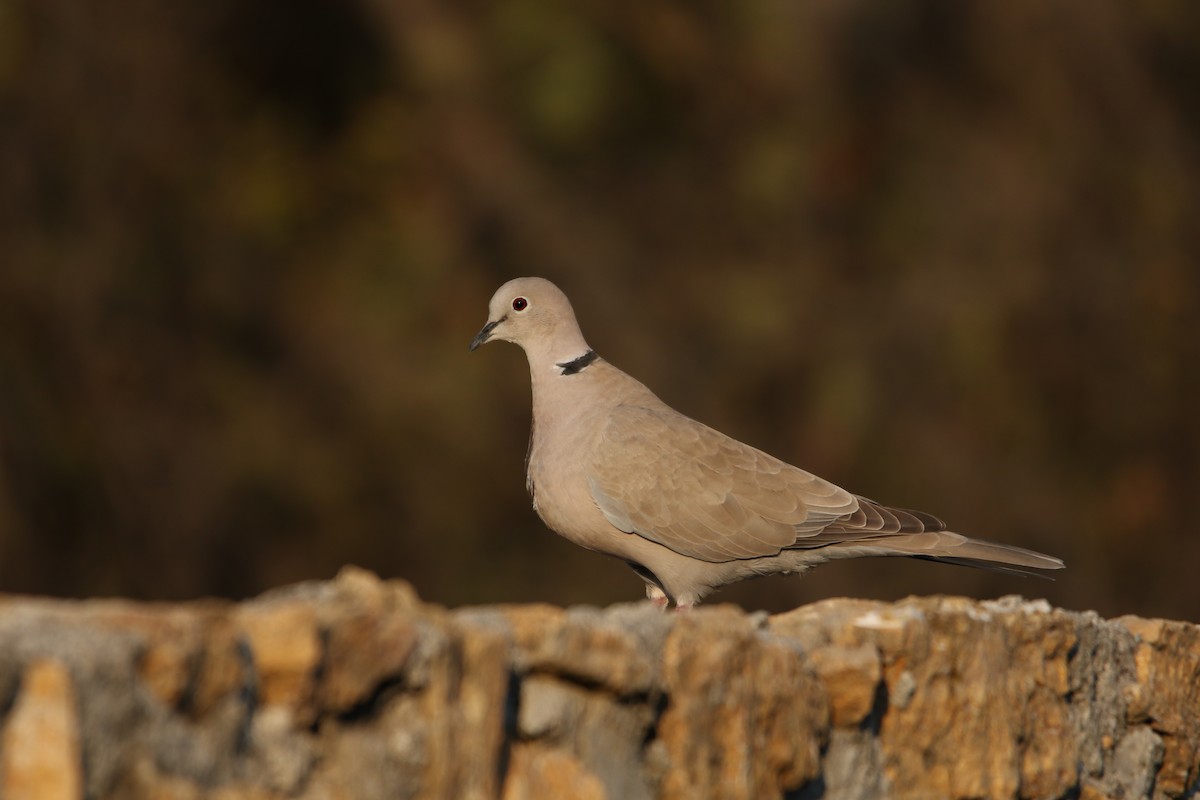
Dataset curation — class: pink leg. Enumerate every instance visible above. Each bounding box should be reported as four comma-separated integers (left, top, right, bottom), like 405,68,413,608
646,585,669,610
674,601,694,613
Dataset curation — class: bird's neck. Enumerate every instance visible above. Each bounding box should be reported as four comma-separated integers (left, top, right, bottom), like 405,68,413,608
528,344,598,397
555,349,598,375
527,344,602,440
523,323,593,377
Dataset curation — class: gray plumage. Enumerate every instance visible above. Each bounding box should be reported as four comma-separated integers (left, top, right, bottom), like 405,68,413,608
470,277,1064,609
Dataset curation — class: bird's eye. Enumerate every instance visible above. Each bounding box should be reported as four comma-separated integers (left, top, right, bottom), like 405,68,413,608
512,297,528,311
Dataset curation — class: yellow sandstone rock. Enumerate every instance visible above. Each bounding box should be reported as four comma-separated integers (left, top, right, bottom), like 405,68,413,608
1,659,82,800
0,572,1195,799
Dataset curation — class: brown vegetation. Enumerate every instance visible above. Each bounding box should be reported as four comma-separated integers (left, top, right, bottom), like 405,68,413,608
0,1,1197,618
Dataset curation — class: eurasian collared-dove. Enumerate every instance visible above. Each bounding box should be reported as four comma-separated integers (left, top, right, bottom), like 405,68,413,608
470,277,1064,609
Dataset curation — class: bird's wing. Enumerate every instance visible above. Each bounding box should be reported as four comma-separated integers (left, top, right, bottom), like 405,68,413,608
586,405,860,562
812,497,948,542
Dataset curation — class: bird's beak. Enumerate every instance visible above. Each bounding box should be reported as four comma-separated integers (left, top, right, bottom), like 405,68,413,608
469,318,501,351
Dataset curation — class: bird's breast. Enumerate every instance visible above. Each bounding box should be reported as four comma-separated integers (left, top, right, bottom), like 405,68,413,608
525,418,614,553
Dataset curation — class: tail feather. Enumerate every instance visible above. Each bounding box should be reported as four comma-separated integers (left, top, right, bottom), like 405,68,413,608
906,555,1057,580
830,530,1065,577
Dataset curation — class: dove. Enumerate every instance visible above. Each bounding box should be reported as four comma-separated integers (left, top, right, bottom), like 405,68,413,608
470,277,1064,610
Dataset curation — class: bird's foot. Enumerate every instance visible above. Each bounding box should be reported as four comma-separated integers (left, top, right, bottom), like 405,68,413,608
646,586,669,610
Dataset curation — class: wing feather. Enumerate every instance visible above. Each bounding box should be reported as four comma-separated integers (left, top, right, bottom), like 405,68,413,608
587,406,859,562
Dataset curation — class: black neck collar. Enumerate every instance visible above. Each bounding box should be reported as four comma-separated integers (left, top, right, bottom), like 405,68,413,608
557,349,599,376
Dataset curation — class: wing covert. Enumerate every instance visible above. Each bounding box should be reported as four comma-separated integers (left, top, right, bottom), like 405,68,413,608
587,405,859,562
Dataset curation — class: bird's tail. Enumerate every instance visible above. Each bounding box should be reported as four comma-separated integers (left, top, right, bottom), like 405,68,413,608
849,531,1065,579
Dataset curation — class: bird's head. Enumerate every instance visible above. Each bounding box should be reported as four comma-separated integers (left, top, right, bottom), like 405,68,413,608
469,277,590,365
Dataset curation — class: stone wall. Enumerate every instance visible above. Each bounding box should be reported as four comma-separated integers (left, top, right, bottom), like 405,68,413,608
0,567,1196,799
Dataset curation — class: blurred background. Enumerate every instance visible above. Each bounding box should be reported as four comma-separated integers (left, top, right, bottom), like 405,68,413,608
0,0,1197,621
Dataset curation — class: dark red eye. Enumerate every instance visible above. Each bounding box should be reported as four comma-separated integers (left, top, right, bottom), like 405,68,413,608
512,297,528,311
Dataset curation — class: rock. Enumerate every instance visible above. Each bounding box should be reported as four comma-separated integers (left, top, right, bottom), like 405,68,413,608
502,744,606,800
0,567,1196,799
1,659,83,800
658,607,828,799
